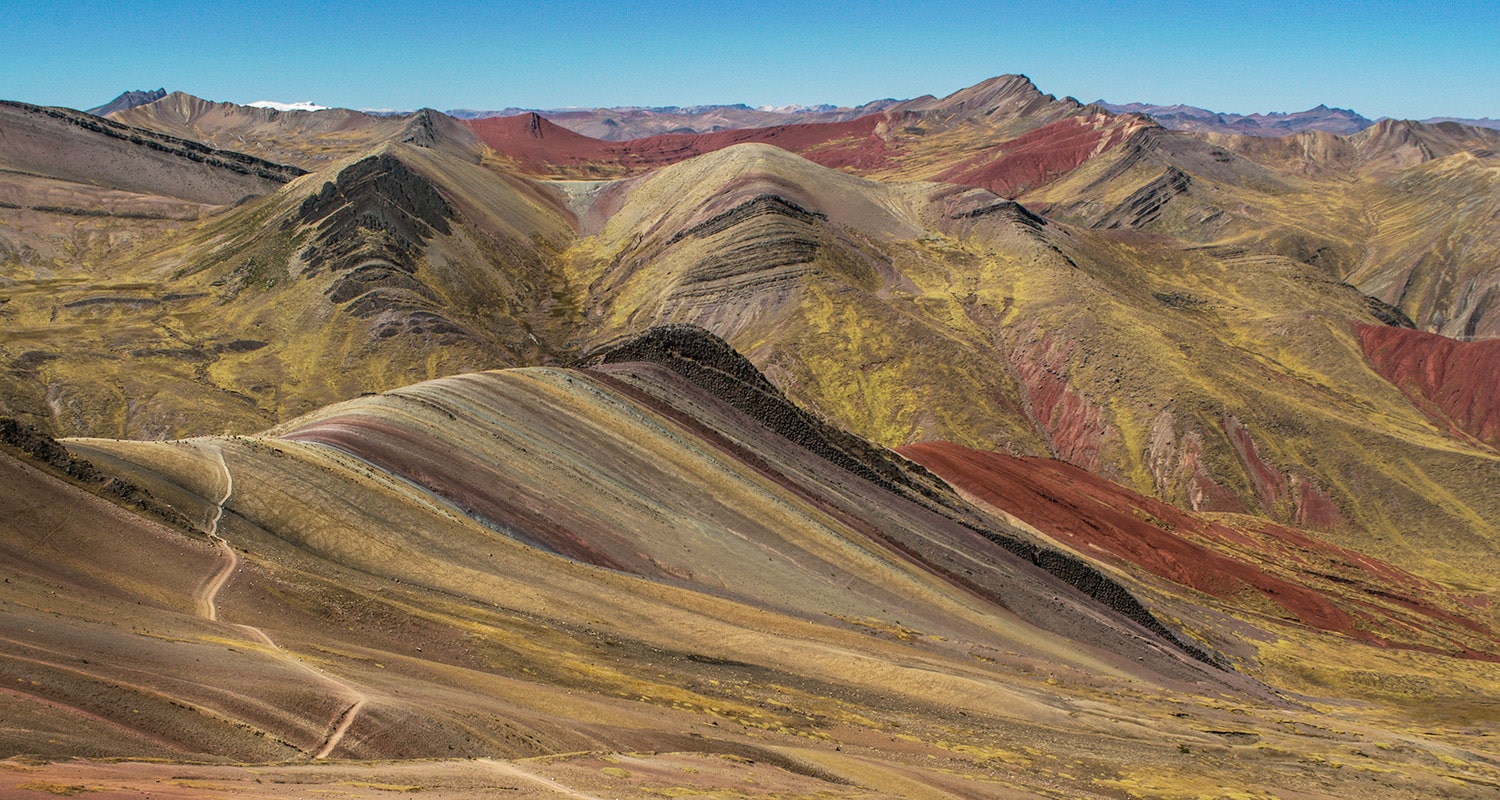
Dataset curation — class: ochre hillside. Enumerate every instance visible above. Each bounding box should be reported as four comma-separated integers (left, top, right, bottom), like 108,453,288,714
3,74,1500,797
2,328,1496,796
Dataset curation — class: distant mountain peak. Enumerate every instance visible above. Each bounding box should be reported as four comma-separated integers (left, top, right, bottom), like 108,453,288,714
85,87,166,117
892,73,1073,124
1096,99,1374,136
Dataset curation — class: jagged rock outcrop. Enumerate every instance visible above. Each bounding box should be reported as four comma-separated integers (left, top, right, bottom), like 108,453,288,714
1094,166,1193,229
294,154,469,340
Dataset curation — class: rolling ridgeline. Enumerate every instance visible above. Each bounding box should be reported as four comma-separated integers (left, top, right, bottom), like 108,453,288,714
2,75,1500,797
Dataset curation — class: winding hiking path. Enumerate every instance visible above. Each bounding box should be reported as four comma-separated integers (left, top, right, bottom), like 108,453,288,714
480,760,616,800
196,446,235,621
194,441,368,760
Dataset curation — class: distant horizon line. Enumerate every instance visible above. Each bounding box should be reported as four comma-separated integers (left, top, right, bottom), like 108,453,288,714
80,84,1500,127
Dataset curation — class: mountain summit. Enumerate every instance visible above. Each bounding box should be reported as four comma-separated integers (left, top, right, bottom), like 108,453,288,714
85,87,166,116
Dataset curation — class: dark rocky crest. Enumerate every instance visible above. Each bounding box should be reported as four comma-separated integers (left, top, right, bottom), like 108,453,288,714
298,154,454,244
582,325,1223,669
87,87,167,117
0,417,192,530
1094,167,1193,229
583,325,953,508
296,155,469,340
1365,295,1418,329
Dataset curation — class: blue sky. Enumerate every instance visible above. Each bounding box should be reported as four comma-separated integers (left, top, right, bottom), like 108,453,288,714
2,0,1497,119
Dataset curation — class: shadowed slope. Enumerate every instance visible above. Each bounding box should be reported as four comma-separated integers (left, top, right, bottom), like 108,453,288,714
1348,151,1500,338
87,88,167,117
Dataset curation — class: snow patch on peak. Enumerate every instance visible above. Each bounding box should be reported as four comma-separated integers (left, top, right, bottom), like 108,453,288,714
755,103,838,114
248,100,328,112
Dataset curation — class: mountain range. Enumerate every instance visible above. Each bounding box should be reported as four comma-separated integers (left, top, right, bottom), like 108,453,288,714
2,74,1499,798
90,84,1500,140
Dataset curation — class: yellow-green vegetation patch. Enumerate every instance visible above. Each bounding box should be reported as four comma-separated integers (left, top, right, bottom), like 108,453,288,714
336,781,424,792
15,784,105,797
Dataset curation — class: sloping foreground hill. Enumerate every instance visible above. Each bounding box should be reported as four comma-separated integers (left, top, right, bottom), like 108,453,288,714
2,329,1498,798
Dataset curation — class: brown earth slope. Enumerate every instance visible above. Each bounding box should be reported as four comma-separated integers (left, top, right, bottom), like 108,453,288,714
0,327,1495,796
0,99,303,270
108,91,408,168
6,102,1499,592
3,75,1499,636
0,100,301,204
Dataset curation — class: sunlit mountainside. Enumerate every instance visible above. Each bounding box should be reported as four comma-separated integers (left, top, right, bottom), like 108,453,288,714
2,75,1499,798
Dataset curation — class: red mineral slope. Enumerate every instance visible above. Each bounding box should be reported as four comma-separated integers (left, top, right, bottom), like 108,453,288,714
1222,415,1345,527
1356,322,1500,450
935,114,1144,197
465,112,897,175
464,75,1129,191
1004,329,1118,474
899,441,1500,659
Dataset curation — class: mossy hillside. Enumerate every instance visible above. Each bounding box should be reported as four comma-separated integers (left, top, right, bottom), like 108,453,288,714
992,226,1500,585
544,145,1500,587
6,132,1499,593
2,142,590,437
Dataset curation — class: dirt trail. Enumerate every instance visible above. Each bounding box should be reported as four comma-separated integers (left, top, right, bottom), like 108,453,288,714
193,441,368,760
479,760,616,800
313,698,367,760
196,445,235,620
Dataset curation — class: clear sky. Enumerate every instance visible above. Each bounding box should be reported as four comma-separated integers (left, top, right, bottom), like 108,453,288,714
2,0,1497,120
